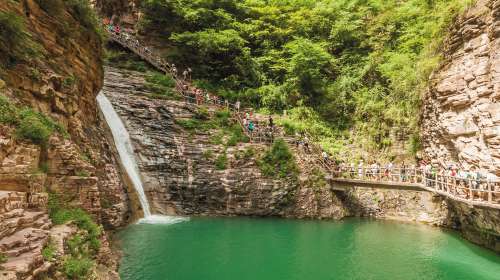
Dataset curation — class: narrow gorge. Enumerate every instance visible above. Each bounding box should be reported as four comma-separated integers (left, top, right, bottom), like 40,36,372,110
0,0,499,279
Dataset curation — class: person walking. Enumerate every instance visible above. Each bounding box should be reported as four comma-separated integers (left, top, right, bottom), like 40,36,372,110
248,121,255,135
183,69,189,81
400,161,407,182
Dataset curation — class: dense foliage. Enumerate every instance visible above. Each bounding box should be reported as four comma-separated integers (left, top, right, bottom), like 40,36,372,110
258,139,299,179
139,0,473,158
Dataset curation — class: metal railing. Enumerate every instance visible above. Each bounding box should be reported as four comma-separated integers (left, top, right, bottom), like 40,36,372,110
330,165,500,206
107,29,500,208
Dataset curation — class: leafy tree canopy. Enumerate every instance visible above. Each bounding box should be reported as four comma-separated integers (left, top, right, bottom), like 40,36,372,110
139,0,473,157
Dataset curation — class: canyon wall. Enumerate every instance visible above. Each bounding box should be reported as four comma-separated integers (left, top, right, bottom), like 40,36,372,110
101,66,452,225
422,0,500,173
0,1,130,278
421,0,500,252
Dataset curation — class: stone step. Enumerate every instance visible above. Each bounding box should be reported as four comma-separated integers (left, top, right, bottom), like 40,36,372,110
4,243,33,257
21,211,46,225
0,211,45,232
1,250,45,277
0,208,25,220
0,228,48,251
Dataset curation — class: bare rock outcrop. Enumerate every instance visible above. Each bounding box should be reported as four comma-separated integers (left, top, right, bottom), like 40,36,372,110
421,0,500,251
0,1,132,278
422,0,500,173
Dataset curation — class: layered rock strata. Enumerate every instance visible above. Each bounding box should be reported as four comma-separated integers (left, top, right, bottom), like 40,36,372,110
421,0,500,252
0,1,130,278
101,66,452,224
422,0,500,173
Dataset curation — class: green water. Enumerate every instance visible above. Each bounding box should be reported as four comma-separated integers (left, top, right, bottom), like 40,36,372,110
117,217,500,280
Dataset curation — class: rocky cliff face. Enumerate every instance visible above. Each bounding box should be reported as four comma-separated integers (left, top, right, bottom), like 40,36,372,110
92,0,140,28
0,0,130,228
101,66,453,225
0,1,129,278
422,0,500,173
420,0,500,252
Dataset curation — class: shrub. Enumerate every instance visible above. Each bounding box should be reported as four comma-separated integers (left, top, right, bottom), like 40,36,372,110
243,147,255,159
0,96,67,144
209,131,224,145
146,72,176,89
307,168,327,190
62,256,93,280
48,194,102,252
215,109,231,127
75,170,90,177
28,67,42,82
0,252,6,263
62,74,77,88
16,111,52,145
258,139,299,179
226,124,248,146
409,133,422,156
175,119,201,130
215,152,228,170
175,118,215,131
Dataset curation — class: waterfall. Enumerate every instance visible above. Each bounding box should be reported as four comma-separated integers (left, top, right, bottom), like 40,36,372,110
97,92,188,224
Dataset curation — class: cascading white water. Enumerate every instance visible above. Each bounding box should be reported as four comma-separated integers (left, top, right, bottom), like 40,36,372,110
97,92,188,224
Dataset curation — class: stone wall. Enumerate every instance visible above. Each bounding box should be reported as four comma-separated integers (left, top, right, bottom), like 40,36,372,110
446,201,500,252
422,0,500,174
0,0,130,228
102,66,311,218
420,0,500,252
0,1,130,278
340,187,449,225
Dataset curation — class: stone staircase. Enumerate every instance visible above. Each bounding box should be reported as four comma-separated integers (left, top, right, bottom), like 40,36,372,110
0,191,52,280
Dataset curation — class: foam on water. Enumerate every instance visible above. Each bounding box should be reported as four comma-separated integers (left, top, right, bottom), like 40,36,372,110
137,215,190,225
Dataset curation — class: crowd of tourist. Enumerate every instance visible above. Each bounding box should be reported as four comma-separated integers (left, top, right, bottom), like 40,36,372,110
327,159,499,201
